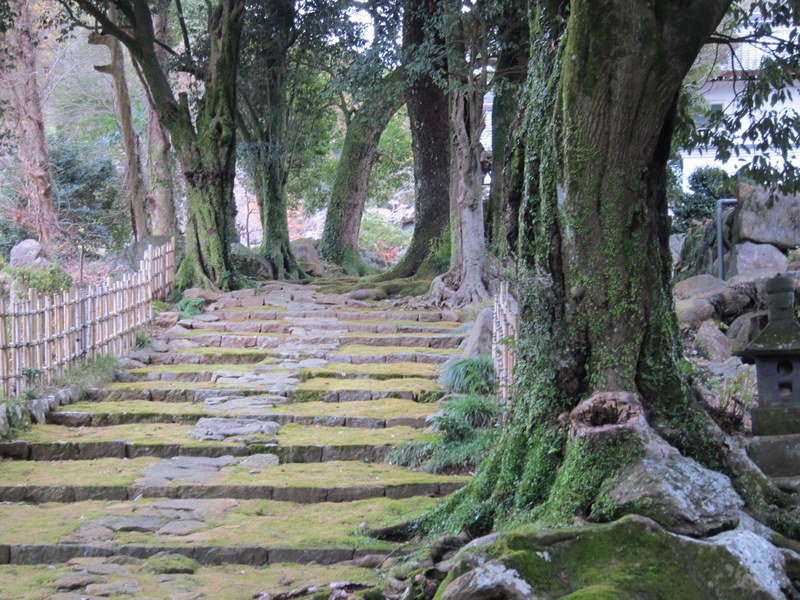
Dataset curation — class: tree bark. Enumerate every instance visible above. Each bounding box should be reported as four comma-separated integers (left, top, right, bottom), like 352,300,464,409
69,0,244,289
89,29,149,241
145,5,176,237
1,0,59,241
374,0,451,282
318,68,404,274
432,0,733,534
237,0,302,280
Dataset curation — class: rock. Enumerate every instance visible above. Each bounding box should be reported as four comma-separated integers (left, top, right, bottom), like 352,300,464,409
737,187,800,250
437,515,784,599
9,239,46,267
26,396,48,424
144,552,200,574
676,298,716,325
183,288,222,302
727,312,766,347
600,456,743,536
52,572,100,590
156,519,204,536
674,274,727,300
189,418,281,441
694,321,733,361
165,324,191,337
729,242,788,278
238,454,280,469
461,308,493,358
716,285,755,318
707,529,793,600
153,311,181,328
230,243,275,279
440,561,533,600
291,239,325,277
669,233,686,269
85,580,140,596
117,357,146,370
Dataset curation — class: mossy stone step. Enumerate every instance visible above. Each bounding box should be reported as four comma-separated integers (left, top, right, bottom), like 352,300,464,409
1,422,434,462
0,561,381,600
0,458,465,504
0,496,437,559
178,318,460,335
179,330,464,350
49,397,436,428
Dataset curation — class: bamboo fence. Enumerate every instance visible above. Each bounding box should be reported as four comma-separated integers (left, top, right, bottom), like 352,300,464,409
493,281,519,405
0,239,176,396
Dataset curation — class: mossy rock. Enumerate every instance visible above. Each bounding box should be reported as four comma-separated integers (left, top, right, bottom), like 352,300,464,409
435,515,778,599
144,552,200,574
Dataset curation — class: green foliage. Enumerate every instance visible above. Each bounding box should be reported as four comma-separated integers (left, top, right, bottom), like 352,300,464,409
367,107,413,207
175,297,205,318
671,167,735,233
439,356,496,395
3,263,72,296
358,212,411,261
51,356,119,391
1,395,29,437
152,300,171,313
135,330,150,348
48,134,129,255
386,393,501,474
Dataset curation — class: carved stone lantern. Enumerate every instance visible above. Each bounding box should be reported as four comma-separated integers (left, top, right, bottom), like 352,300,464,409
739,274,800,435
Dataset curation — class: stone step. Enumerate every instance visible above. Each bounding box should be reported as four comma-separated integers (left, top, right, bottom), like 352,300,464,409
48,398,436,429
747,433,800,477
0,561,382,598
176,331,465,351
0,458,465,503
0,496,438,564
211,305,459,323
0,422,432,462
95,376,442,403
178,318,461,336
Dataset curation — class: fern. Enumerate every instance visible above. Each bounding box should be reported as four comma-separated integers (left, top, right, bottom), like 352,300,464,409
440,356,495,395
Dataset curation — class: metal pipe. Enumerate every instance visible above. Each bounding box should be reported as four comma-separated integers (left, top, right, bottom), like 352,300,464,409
717,198,738,280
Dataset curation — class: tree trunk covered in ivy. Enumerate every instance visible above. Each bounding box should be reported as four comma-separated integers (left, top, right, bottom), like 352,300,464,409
238,0,302,280
1,0,59,242
486,0,527,258
318,68,404,274
89,29,149,241
431,0,739,535
69,0,243,290
145,4,176,237
375,0,450,282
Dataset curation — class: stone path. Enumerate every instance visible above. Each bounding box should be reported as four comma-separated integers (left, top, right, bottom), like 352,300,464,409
0,282,470,599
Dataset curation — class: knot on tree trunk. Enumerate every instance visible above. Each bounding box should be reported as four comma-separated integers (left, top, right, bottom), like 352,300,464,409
568,391,646,440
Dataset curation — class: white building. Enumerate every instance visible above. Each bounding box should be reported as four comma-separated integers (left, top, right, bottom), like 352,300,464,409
680,27,800,190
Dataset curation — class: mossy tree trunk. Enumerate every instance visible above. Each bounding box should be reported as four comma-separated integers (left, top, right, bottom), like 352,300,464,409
69,0,244,290
318,68,404,274
486,0,527,258
374,0,451,282
433,0,732,535
238,0,302,280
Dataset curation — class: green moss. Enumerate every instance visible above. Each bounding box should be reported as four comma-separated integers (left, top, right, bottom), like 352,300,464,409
144,552,200,574
300,361,439,379
331,345,459,357
298,377,439,393
0,457,158,487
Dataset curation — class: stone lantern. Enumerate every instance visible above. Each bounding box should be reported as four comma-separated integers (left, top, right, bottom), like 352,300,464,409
739,274,800,435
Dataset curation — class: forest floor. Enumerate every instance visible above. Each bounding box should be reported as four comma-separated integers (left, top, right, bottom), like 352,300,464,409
0,281,468,599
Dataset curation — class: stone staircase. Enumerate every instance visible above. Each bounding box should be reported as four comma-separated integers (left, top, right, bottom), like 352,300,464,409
0,282,469,599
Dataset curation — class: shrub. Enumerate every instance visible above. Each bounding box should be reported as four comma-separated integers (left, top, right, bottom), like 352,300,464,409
175,297,205,318
672,167,736,233
439,356,495,395
3,263,72,296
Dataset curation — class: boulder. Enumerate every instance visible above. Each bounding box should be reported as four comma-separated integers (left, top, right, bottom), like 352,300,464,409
9,239,46,267
230,243,275,280
674,274,727,300
291,239,324,277
728,242,787,278
676,298,716,325
694,321,733,362
183,288,222,302
599,456,743,537
438,515,784,599
461,308,493,358
727,312,766,347
153,311,181,329
737,187,800,250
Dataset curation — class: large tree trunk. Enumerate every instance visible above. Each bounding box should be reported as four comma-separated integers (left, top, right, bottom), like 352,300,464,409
73,0,243,289
89,30,149,241
319,68,404,274
486,0,527,258
374,0,450,282
433,0,733,535
145,5,176,236
1,0,58,241
238,0,302,280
